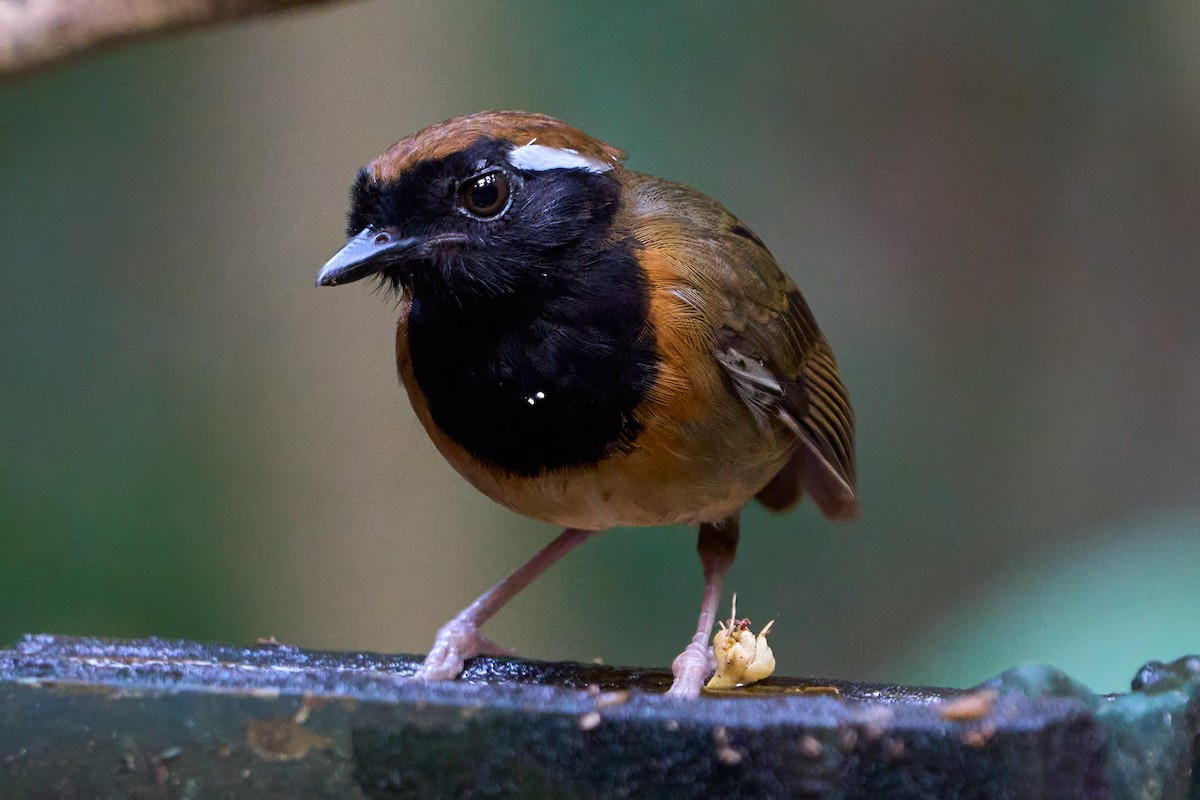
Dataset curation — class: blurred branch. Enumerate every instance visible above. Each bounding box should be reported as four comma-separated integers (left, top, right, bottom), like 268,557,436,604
0,0,355,79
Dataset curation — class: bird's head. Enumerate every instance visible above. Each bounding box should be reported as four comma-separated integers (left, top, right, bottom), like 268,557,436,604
317,111,627,303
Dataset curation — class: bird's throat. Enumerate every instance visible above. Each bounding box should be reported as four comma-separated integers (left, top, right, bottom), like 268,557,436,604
404,243,659,476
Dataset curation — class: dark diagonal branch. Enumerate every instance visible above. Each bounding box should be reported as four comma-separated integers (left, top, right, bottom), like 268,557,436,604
0,0,354,79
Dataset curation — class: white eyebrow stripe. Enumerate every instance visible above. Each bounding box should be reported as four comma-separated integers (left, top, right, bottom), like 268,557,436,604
506,143,613,174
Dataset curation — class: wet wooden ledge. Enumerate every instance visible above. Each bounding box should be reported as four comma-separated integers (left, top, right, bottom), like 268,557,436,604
0,634,1197,798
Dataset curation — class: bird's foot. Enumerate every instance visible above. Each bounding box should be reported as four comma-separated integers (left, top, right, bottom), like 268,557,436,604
412,618,518,681
666,632,717,699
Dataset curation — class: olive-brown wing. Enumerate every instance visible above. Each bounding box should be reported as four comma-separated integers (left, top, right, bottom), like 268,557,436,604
713,225,859,520
623,173,858,519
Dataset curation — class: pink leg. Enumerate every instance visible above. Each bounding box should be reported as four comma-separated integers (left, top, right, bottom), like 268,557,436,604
667,515,740,698
415,527,595,681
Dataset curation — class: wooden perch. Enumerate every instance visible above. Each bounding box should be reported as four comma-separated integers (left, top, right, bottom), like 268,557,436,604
0,0,354,79
1,635,1198,797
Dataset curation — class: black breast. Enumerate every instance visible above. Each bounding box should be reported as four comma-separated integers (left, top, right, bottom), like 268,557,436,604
405,241,659,476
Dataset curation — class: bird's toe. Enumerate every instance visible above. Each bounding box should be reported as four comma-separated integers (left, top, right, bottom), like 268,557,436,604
412,619,477,681
666,637,713,699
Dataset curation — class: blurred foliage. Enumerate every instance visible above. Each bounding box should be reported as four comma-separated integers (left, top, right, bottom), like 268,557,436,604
1,57,256,642
890,508,1200,692
1,1,1197,693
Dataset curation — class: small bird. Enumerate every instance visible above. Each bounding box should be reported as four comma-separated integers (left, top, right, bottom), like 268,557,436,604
317,111,859,698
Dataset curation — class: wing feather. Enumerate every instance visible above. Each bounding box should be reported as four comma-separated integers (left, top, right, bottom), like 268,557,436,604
624,172,859,519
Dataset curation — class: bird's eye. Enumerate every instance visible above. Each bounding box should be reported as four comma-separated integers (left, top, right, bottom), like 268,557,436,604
460,171,511,220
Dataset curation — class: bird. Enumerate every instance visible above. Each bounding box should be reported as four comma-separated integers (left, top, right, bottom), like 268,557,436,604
316,110,859,698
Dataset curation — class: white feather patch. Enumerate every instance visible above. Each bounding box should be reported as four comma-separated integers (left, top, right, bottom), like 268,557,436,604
717,347,785,430
507,143,612,174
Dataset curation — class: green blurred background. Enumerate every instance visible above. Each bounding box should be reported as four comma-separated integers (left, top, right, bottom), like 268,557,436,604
2,1,1198,694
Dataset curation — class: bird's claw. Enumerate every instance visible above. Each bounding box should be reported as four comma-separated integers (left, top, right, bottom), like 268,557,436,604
666,634,716,698
413,618,517,681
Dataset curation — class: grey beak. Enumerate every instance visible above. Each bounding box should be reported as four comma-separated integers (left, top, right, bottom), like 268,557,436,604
316,228,424,287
